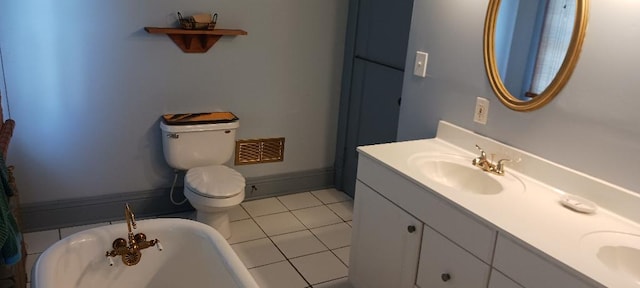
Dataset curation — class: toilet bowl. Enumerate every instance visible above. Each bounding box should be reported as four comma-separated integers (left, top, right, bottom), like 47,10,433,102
184,165,245,239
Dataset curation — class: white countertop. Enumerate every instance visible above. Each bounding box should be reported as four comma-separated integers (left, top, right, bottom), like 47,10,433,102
357,121,640,288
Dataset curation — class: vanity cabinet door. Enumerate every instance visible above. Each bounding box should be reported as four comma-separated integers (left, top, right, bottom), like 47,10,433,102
416,225,490,288
349,181,424,288
488,269,523,288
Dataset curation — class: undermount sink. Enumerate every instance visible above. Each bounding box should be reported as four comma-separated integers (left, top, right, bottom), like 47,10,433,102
580,231,640,286
407,153,524,195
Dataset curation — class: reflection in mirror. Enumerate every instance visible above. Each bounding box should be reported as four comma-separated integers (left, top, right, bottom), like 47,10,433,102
496,0,575,100
484,0,589,111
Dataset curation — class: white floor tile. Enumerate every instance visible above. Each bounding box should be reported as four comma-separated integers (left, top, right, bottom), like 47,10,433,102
311,223,352,249
254,212,307,236
231,238,286,269
332,247,350,267
227,219,267,244
229,205,251,221
249,261,308,288
271,230,328,258
26,253,40,283
59,222,110,239
24,229,59,254
292,206,342,229
228,219,267,244
327,201,353,221
242,198,288,217
291,251,348,285
313,277,353,288
310,189,351,204
277,192,323,210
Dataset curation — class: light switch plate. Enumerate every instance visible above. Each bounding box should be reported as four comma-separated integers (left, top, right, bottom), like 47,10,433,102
414,51,428,77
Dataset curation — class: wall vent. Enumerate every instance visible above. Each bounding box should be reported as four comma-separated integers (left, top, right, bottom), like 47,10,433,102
235,137,285,165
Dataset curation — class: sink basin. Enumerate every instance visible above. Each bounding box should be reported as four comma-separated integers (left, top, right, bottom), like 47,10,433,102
407,153,524,195
580,231,640,286
33,218,259,288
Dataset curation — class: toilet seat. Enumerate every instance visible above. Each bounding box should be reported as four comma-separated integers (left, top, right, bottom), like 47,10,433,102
185,165,246,199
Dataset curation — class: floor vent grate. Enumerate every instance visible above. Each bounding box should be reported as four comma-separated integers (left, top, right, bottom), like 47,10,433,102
235,137,285,165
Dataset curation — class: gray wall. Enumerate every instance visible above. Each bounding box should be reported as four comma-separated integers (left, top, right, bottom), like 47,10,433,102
398,0,640,194
0,0,348,204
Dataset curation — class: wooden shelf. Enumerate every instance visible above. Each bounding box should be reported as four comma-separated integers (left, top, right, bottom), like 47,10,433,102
144,27,248,53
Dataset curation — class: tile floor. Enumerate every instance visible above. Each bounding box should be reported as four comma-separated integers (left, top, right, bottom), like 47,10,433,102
22,188,354,288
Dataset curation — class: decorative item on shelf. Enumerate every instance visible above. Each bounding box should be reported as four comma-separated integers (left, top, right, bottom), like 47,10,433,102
177,12,218,30
144,11,246,53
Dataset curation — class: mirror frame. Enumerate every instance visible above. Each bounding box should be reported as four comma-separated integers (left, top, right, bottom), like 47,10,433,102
483,0,589,111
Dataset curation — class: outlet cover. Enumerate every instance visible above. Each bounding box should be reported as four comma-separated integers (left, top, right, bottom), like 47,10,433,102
474,97,489,124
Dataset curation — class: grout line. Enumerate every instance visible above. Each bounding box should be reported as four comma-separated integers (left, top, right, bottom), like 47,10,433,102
248,208,313,287
311,276,350,287
244,195,355,287
329,247,350,267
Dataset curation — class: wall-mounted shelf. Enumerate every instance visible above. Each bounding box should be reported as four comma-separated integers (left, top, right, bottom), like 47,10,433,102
144,27,248,53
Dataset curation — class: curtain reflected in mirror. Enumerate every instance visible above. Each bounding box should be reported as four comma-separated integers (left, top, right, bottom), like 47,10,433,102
484,0,588,111
495,0,575,100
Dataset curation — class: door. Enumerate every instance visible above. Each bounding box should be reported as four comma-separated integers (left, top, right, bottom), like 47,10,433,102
341,59,404,195
335,0,414,197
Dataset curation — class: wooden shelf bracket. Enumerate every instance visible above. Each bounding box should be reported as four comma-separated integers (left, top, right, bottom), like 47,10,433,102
144,27,248,53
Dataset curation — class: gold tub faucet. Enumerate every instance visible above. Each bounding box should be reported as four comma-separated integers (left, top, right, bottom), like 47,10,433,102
106,203,161,266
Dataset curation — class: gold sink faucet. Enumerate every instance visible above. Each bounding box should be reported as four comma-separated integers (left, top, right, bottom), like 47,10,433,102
472,145,510,176
106,203,161,266
472,145,491,171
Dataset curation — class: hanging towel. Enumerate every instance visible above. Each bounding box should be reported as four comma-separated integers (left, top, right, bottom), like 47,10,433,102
0,154,20,265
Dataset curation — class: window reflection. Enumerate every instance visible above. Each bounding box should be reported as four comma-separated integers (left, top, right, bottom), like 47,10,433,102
495,0,576,100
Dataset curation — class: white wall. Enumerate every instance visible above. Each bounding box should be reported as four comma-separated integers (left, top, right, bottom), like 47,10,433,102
398,0,640,194
0,0,348,203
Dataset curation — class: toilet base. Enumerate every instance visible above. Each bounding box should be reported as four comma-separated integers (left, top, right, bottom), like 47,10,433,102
196,210,231,239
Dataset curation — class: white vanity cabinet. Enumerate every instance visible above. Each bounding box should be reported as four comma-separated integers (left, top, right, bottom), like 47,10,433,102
350,153,603,288
350,155,497,288
349,181,423,288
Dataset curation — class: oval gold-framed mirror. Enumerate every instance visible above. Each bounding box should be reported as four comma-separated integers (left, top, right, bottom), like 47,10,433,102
483,0,589,111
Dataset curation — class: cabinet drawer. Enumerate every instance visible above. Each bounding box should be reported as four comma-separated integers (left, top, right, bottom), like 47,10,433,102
493,234,602,288
357,155,496,263
416,225,490,288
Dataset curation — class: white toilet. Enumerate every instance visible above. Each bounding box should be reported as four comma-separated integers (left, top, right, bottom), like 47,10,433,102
160,118,245,239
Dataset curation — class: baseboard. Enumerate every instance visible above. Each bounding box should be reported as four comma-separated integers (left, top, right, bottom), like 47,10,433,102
21,167,335,232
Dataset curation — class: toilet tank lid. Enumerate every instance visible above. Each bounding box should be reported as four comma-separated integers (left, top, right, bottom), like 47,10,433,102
162,112,238,125
185,165,246,198
160,120,239,133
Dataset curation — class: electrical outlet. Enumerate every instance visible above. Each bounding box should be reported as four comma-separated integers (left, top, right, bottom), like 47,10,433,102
414,51,428,77
474,97,489,124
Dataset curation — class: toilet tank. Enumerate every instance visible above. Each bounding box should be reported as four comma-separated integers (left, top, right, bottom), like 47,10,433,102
160,121,239,170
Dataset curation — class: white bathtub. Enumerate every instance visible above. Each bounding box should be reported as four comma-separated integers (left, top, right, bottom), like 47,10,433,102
33,218,259,288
